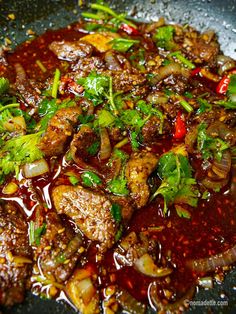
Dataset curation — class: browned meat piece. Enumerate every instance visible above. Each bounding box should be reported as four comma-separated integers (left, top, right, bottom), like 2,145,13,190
14,63,42,107
187,39,219,64
35,212,82,283
38,106,81,156
164,73,189,94
142,116,171,143
49,40,93,62
110,195,135,224
0,202,32,307
70,125,99,167
112,70,147,93
0,47,8,75
52,185,117,252
72,56,105,74
125,151,158,208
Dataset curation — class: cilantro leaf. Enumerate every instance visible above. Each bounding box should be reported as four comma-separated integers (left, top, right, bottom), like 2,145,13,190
154,26,175,50
0,132,44,183
107,178,129,195
152,149,199,216
197,123,229,161
78,72,109,106
227,74,236,97
0,77,9,95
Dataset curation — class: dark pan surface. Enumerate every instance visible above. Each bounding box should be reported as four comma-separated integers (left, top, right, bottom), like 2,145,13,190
0,0,236,313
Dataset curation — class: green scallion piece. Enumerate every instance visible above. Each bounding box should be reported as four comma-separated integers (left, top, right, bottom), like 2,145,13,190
171,51,195,69
90,3,137,28
51,68,60,99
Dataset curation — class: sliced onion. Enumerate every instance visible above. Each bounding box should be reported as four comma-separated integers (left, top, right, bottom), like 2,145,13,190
77,278,96,304
150,62,183,85
147,92,168,104
201,177,228,190
2,182,18,195
23,158,49,178
207,122,236,146
149,282,195,312
14,63,26,82
198,276,213,289
217,55,236,75
134,253,172,278
116,289,146,314
99,127,112,160
186,244,236,273
211,150,231,179
104,50,122,71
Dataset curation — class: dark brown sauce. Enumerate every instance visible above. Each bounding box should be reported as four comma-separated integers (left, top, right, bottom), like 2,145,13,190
1,22,236,309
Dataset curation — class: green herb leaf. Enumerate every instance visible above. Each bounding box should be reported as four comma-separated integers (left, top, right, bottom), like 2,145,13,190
111,203,122,222
152,150,198,215
111,38,139,53
98,109,116,127
0,77,9,95
154,26,175,50
29,221,47,246
78,72,109,106
86,140,100,156
69,175,80,186
107,178,129,195
81,171,102,187
227,74,236,97
175,205,191,219
0,132,44,182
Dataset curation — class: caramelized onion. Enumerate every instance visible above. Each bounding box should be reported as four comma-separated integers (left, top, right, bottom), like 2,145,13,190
134,253,172,278
150,62,182,85
99,127,112,160
217,55,236,75
116,289,146,314
211,150,231,179
149,282,195,312
186,245,236,273
147,92,168,104
207,121,236,146
23,158,49,178
14,62,26,82
104,50,122,71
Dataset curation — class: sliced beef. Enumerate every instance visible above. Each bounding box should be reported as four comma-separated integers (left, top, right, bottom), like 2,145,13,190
109,70,147,93
70,125,99,168
38,106,81,156
35,212,82,283
49,40,93,62
14,63,42,107
71,56,105,74
52,185,117,252
125,151,158,208
110,195,135,224
186,39,219,65
0,202,32,307
142,116,171,144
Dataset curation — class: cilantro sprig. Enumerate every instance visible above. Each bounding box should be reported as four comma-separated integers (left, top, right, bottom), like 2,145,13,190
151,147,199,216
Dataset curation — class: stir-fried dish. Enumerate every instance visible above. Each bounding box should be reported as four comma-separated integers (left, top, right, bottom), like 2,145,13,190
0,2,236,313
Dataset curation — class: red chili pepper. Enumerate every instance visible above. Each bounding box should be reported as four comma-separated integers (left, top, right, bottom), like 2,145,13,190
120,23,140,35
216,76,230,94
190,67,201,77
173,111,187,139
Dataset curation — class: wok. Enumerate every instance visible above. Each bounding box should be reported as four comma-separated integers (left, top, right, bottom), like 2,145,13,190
0,0,236,313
